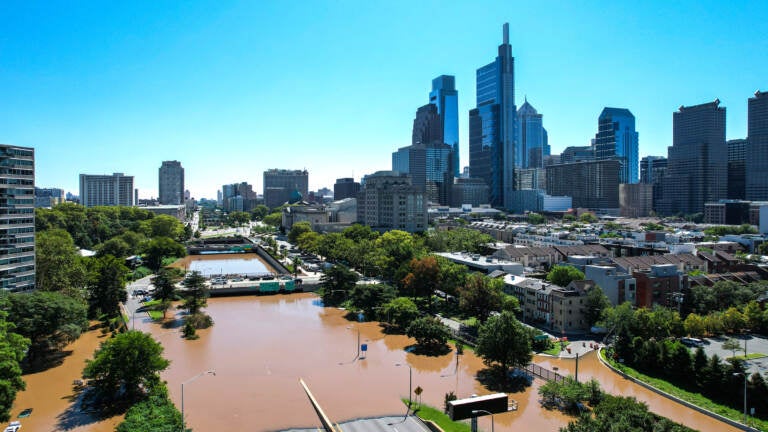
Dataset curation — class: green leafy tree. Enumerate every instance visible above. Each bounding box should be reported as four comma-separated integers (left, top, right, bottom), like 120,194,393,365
6,291,88,361
181,271,209,316
584,286,610,327
116,386,182,432
319,264,359,306
342,224,379,243
562,214,576,222
140,215,186,240
0,299,30,423
435,256,468,297
475,311,532,371
402,256,440,302
546,266,585,287
228,211,250,226
423,228,493,254
722,338,743,358
381,297,419,329
296,231,322,254
251,205,270,221
349,283,396,320
527,213,546,225
262,212,282,227
288,221,313,243
683,312,706,337
144,236,186,271
406,317,450,350
579,213,598,223
35,229,88,294
96,237,131,258
83,330,170,402
457,273,504,323
721,306,746,333
87,255,128,317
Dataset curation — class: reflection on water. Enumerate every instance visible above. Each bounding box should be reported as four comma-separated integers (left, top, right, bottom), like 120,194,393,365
12,293,741,432
172,253,276,276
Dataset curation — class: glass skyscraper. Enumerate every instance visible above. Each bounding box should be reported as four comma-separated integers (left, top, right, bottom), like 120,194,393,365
746,90,768,200
517,98,545,169
429,75,459,178
594,108,639,184
469,23,516,209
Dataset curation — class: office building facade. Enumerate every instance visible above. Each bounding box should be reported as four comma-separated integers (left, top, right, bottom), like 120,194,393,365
546,160,620,211
517,99,546,169
34,187,64,208
429,75,460,178
357,171,427,233
747,90,768,200
392,142,453,205
263,169,309,209
469,23,517,209
560,146,594,164
0,145,35,291
334,178,360,201
594,108,639,184
221,182,257,212
158,160,185,205
79,173,134,207
619,183,653,218
727,139,747,200
658,100,727,216
450,178,489,207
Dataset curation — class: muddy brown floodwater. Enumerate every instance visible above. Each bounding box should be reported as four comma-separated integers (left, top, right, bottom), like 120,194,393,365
10,292,741,432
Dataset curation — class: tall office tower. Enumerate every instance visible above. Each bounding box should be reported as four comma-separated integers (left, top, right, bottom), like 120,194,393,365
34,187,65,208
392,142,453,205
356,171,426,233
640,156,667,212
658,100,727,216
546,160,620,211
469,23,517,209
263,169,309,209
158,160,185,205
412,104,443,145
221,182,257,212
517,99,545,168
334,178,360,201
727,139,747,200
79,173,134,207
0,145,35,291
560,146,594,163
429,75,460,177
594,108,639,184
543,129,550,158
747,90,768,200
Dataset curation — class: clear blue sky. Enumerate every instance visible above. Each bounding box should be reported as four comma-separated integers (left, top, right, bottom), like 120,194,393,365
2,1,766,200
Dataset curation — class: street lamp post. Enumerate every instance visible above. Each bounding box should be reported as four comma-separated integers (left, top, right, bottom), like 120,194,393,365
471,410,494,432
734,372,747,425
181,370,216,432
395,363,413,412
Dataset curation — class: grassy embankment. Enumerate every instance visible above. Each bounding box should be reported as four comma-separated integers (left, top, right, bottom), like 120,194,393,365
599,350,768,431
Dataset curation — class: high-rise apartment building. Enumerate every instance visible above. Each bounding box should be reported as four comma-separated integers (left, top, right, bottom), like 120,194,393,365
0,145,35,291
357,171,427,233
221,182,257,212
412,104,442,146
727,139,747,200
334,178,360,201
263,169,309,209
392,142,453,205
429,75,460,178
658,100,727,216
469,23,517,209
747,90,768,200
79,173,134,207
546,160,620,211
517,99,546,169
158,160,185,205
35,187,64,208
594,108,639,184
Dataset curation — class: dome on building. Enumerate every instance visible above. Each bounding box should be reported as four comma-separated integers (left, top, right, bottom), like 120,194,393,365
289,189,303,204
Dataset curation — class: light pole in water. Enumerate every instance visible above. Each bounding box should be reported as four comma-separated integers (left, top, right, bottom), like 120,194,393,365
395,363,413,413
181,369,215,432
471,410,494,432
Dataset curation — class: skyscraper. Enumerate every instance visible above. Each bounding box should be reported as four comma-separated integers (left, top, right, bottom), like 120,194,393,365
357,171,427,233
79,173,134,207
158,160,185,205
334,178,360,201
517,98,545,168
469,23,516,209
429,75,459,178
727,139,746,200
594,108,639,184
263,169,309,209
640,156,667,212
392,142,453,205
746,90,768,200
0,145,35,291
658,100,727,216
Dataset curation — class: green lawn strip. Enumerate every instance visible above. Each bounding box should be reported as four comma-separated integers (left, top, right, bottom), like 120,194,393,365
143,299,162,308
728,353,765,361
599,350,768,430
539,345,561,356
402,399,471,432
147,310,164,320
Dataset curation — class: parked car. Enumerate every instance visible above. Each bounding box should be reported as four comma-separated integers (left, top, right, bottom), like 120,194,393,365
4,421,21,432
681,337,704,347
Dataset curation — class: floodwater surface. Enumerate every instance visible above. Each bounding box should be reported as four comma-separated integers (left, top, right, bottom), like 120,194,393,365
173,253,275,276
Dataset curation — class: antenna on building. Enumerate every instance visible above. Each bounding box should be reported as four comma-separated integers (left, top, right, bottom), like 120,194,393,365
503,23,509,44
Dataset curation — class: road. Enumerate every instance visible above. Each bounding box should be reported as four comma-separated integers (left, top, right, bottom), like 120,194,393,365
124,275,154,330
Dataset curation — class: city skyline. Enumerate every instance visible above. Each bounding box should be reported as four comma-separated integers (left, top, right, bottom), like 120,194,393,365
1,1,766,199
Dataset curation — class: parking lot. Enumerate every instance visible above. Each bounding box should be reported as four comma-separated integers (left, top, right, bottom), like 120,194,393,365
700,334,768,375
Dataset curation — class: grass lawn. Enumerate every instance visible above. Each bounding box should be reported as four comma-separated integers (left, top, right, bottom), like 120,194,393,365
147,310,164,320
600,350,768,431
728,352,765,361
539,345,561,356
403,400,470,432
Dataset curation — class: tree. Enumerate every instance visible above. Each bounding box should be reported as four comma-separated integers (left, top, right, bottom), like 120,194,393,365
579,213,598,223
0,299,30,423
722,338,743,359
457,273,504,323
584,286,610,327
527,213,546,225
406,317,450,351
288,221,313,244
262,212,282,227
83,331,170,402
87,255,128,317
96,237,131,258
401,256,440,302
181,271,209,316
546,266,585,287
319,265,358,306
116,387,182,432
475,311,532,371
140,215,185,241
683,313,706,338
251,205,269,221
296,231,322,254
6,291,88,360
721,307,746,333
381,297,419,330
349,283,396,320
35,229,88,294
144,236,186,271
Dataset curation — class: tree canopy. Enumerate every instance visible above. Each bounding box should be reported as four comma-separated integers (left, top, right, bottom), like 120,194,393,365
475,311,532,371
457,273,504,323
319,264,359,306
0,301,29,422
546,266,585,287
